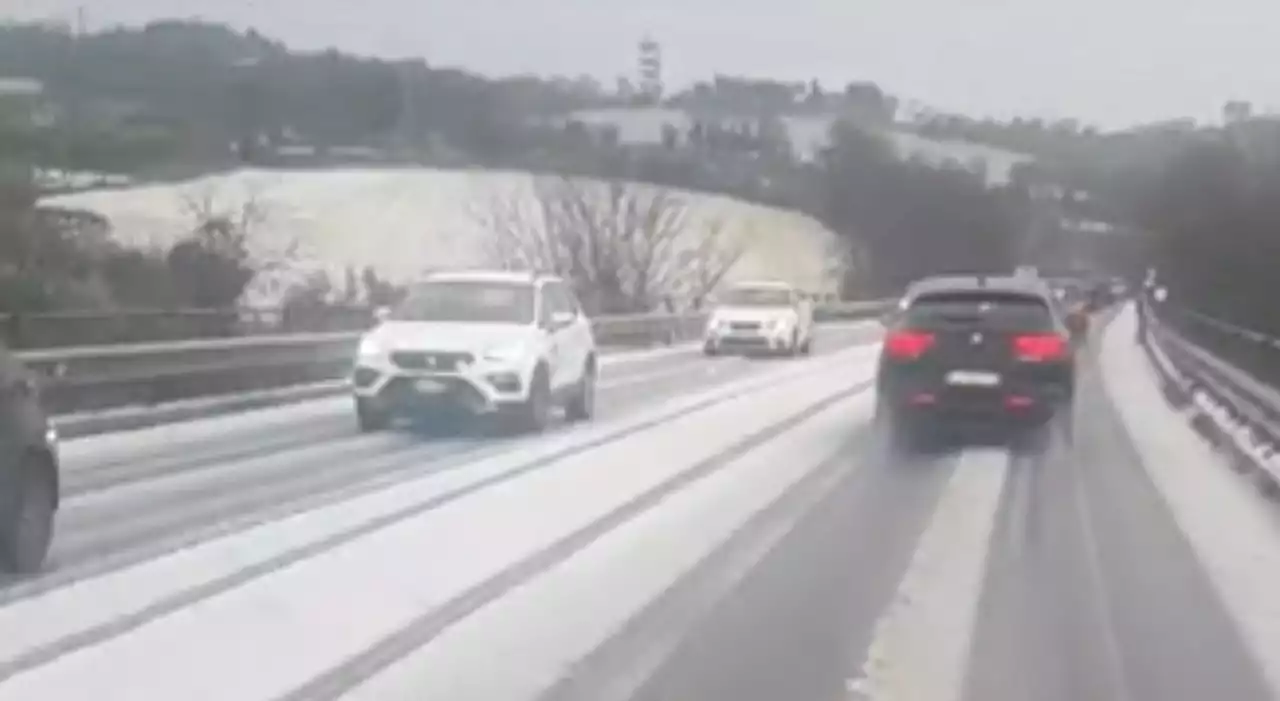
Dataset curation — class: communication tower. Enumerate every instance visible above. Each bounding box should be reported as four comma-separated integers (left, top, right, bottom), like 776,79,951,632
638,37,663,103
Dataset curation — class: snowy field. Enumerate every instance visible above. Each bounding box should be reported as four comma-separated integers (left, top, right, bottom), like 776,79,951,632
41,169,844,304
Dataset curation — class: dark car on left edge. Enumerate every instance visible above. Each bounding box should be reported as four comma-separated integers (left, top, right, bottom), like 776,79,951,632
0,346,59,574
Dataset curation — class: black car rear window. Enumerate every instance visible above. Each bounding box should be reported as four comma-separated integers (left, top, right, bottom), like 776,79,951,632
904,291,1055,330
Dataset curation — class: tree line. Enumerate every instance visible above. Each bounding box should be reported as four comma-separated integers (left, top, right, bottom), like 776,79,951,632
911,106,1280,339
0,18,1034,343
0,20,607,172
1136,133,1280,334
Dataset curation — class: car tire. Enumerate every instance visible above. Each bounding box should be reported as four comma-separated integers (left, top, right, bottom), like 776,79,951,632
0,454,56,575
517,365,553,433
800,335,813,355
703,342,719,357
355,397,391,433
564,361,596,422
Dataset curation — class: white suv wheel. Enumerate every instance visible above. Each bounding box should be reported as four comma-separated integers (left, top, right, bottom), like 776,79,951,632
565,363,596,422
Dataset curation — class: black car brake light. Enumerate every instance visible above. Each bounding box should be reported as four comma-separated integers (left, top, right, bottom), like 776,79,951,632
885,330,936,360
1011,333,1068,362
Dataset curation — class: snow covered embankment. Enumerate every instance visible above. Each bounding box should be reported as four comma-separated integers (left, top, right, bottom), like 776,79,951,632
41,168,844,306
1102,306,1280,696
1136,318,1280,492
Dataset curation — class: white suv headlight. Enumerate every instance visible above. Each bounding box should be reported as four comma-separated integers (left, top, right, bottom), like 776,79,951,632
357,336,385,361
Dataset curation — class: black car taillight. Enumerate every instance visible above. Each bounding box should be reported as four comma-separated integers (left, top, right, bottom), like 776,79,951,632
1011,333,1068,362
884,330,936,360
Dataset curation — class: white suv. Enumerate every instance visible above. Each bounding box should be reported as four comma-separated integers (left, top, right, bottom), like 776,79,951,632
703,280,814,356
351,271,597,432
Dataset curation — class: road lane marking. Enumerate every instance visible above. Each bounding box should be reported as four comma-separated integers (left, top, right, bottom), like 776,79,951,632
61,362,760,505
845,448,1010,701
338,391,877,701
0,350,878,699
1069,451,1134,701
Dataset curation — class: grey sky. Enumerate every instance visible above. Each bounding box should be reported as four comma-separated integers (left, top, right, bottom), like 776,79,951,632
6,0,1275,128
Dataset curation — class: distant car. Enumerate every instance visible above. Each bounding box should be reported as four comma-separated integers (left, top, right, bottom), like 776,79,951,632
703,281,814,357
0,349,59,574
351,271,597,433
875,275,1075,451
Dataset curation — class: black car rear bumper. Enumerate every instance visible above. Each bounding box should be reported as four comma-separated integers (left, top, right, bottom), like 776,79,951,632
878,382,1070,428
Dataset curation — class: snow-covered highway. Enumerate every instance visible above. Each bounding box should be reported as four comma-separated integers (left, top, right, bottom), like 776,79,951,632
1,312,1278,701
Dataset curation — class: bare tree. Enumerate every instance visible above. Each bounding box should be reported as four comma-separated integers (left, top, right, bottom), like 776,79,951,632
168,182,284,307
669,217,746,310
822,234,864,300
169,183,295,307
177,184,280,264
470,174,744,314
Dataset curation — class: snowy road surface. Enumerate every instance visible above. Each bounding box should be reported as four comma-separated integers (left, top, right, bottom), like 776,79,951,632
1,311,1279,700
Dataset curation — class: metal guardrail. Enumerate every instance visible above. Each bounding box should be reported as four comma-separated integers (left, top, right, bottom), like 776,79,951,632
0,305,375,350
1141,300,1280,487
20,301,894,416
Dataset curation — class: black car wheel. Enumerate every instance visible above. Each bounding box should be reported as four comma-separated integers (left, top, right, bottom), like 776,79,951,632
0,455,56,575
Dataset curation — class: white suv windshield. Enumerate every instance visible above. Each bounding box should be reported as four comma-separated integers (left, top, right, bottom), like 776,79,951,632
390,281,535,324
722,288,792,306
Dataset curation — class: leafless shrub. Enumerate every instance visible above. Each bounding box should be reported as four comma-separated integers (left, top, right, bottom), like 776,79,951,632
471,174,744,314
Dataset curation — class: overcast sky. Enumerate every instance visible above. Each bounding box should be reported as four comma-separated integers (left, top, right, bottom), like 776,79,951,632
5,0,1276,128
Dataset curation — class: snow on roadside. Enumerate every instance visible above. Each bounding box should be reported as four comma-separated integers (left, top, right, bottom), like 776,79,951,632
41,168,841,304
1101,306,1280,696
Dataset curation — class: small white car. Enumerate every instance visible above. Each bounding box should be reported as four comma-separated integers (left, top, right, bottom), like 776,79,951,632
703,280,815,357
351,271,597,433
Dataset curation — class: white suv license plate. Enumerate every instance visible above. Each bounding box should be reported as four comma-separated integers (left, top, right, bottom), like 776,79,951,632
945,370,1001,387
414,379,448,395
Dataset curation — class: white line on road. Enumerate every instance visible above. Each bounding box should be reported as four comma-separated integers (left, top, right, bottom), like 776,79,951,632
845,447,1011,701
337,386,878,701
59,361,750,510
0,349,879,701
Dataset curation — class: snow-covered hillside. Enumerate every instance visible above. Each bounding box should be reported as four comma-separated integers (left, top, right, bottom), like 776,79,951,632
42,169,843,305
